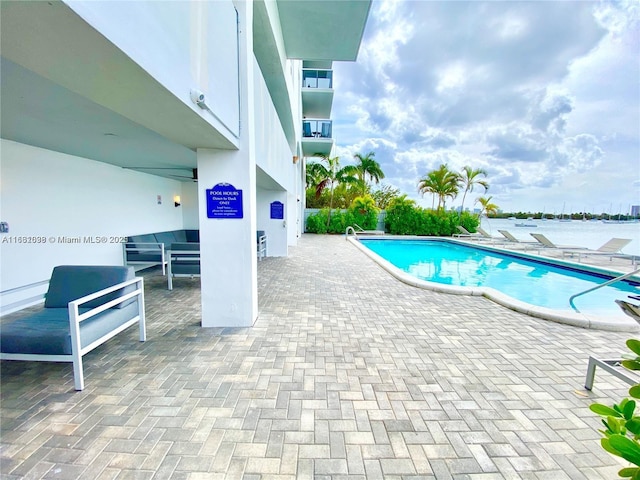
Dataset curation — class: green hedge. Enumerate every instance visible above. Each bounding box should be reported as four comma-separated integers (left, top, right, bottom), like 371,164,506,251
306,195,380,234
385,204,479,236
306,205,479,236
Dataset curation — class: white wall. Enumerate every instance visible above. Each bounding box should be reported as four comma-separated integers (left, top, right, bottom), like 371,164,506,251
181,181,199,230
66,0,240,138
253,57,296,191
0,139,185,291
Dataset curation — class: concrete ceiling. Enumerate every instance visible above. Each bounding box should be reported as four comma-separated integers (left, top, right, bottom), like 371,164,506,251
0,0,235,182
302,89,334,119
278,1,372,61
1,58,197,176
0,0,370,188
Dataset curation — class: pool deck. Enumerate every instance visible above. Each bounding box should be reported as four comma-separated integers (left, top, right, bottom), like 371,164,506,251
1,234,639,479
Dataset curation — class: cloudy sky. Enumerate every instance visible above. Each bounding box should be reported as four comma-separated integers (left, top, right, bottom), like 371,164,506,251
331,0,639,215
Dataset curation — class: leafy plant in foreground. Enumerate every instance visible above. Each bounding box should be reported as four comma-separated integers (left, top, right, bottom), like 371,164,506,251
590,339,640,479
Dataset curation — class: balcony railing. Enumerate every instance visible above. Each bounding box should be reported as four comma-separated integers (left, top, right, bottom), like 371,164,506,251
303,120,332,139
302,69,333,89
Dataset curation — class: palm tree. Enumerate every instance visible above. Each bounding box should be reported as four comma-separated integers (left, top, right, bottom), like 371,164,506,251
459,166,489,213
307,154,358,226
306,163,325,190
476,195,499,218
418,164,460,210
353,152,385,196
351,195,377,215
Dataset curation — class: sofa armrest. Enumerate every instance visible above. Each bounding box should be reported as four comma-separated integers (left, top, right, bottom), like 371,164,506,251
124,242,164,252
67,276,146,390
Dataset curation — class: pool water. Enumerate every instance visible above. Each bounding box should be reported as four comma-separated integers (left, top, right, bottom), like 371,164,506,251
359,239,640,318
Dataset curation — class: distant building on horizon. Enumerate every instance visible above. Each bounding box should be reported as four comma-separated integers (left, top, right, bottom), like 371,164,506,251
632,205,640,217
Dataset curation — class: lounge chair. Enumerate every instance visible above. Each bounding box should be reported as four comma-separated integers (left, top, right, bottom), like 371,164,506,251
454,226,482,239
476,227,505,242
454,226,498,242
584,299,640,391
497,230,540,249
561,238,635,264
530,233,582,249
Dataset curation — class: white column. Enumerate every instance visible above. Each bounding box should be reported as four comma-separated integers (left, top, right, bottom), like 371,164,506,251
197,0,258,328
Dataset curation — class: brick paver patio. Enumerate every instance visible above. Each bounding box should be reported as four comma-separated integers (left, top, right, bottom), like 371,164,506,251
1,234,637,479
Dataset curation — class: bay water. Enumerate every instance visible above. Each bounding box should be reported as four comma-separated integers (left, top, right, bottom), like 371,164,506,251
480,218,640,257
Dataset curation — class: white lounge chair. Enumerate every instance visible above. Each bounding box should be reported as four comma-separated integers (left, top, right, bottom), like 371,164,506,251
561,238,635,264
584,299,640,391
530,233,582,249
497,230,540,250
454,226,484,239
458,226,507,244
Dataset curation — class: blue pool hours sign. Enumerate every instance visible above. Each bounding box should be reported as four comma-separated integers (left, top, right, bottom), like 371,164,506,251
206,183,243,219
270,201,284,219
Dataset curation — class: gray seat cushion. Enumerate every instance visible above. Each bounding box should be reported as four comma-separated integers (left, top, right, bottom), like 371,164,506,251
169,243,200,275
0,302,139,355
44,265,135,309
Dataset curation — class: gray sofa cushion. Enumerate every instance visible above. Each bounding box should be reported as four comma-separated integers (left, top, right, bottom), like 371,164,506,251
0,302,139,355
185,230,199,242
169,243,200,275
172,230,187,243
44,265,135,309
128,234,161,252
154,231,177,247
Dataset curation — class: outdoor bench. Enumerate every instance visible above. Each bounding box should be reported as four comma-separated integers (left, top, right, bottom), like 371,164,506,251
124,228,268,274
0,265,146,391
123,229,199,274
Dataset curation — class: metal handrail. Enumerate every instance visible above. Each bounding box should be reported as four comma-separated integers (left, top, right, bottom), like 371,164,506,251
569,267,640,312
345,226,357,240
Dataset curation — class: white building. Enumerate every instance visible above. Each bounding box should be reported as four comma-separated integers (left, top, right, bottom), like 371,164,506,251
0,0,371,327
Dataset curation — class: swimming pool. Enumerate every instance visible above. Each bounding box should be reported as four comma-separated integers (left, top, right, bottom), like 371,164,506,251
353,237,640,331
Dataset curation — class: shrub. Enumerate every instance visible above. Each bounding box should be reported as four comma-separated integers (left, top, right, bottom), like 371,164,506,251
349,196,379,230
306,209,328,234
385,201,479,236
590,339,640,479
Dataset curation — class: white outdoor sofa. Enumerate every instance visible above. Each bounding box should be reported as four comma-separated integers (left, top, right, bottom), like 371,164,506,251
0,265,146,391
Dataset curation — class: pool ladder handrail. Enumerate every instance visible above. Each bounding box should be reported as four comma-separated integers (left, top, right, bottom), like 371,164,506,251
569,266,640,312
345,226,357,240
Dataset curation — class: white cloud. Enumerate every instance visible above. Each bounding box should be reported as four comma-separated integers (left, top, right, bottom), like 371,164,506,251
331,0,639,212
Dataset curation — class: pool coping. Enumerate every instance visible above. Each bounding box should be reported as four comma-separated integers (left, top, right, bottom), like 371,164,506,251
347,235,640,333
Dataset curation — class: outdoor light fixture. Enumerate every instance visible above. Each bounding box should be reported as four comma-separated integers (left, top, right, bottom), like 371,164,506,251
293,155,299,164
174,195,181,207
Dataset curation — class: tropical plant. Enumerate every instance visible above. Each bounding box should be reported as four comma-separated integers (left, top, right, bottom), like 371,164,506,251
459,166,489,213
350,195,379,230
384,194,478,236
371,183,401,210
306,164,324,190
306,154,358,226
476,195,499,217
353,151,385,196
332,182,362,209
418,164,460,210
590,339,640,479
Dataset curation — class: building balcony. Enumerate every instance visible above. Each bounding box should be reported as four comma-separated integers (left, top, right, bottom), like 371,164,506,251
302,119,333,156
302,69,334,119
303,69,333,89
